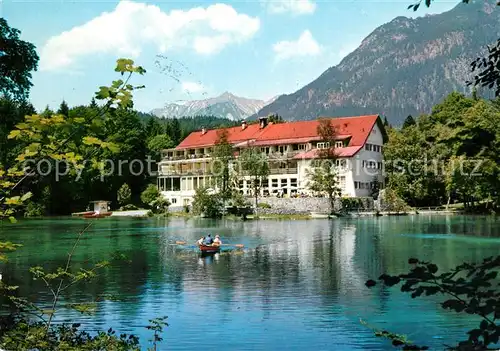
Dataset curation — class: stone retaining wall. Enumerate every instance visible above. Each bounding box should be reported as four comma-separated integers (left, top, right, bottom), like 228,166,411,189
255,197,375,215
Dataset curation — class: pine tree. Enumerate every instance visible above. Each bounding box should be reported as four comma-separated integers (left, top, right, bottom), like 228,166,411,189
57,100,69,117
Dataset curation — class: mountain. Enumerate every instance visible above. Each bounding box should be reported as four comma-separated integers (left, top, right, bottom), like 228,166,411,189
252,0,500,125
151,92,277,120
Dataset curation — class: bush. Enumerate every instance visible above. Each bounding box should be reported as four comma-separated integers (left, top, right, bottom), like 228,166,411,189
23,201,45,217
117,183,132,206
150,197,170,215
141,184,160,208
119,204,139,211
192,187,223,218
257,202,271,209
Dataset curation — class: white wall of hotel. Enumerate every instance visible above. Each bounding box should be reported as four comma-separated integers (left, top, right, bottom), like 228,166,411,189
156,122,384,207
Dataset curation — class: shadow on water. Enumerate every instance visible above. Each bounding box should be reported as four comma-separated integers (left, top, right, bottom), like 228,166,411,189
1,215,500,350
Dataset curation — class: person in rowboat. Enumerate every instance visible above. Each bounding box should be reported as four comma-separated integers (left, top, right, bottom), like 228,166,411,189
203,234,214,245
213,235,222,246
196,236,205,246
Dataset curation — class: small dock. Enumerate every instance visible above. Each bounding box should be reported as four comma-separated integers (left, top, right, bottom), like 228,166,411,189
110,210,150,217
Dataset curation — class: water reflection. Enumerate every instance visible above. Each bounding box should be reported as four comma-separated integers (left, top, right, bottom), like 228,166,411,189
1,215,500,350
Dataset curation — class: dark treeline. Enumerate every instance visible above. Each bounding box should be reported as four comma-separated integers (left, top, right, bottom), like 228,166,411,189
0,97,236,216
384,91,500,212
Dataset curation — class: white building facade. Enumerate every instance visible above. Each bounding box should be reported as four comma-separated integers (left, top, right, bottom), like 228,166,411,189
157,115,387,206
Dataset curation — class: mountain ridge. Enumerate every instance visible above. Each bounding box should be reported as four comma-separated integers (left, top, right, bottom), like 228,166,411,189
151,92,280,120
251,0,500,124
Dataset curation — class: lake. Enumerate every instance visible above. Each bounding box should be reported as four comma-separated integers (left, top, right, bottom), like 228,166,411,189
1,214,500,350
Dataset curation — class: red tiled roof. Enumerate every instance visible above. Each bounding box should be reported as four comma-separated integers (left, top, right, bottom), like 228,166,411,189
175,115,380,152
293,146,363,159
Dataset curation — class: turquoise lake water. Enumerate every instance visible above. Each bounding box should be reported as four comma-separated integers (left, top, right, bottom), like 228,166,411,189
1,214,499,350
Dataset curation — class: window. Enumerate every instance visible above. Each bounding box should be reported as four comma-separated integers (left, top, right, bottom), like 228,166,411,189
272,178,278,187
335,141,343,148
290,178,297,187
339,176,346,190
278,145,286,154
365,144,372,151
336,159,347,168
260,147,270,154
239,180,244,189
377,162,383,169
262,179,269,188
171,198,177,204
298,144,306,150
354,181,359,189
281,179,287,187
317,142,330,149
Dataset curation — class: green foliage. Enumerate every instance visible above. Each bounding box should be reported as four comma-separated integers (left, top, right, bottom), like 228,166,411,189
0,18,39,100
0,57,170,350
141,184,160,208
0,319,142,350
212,129,234,202
379,188,410,213
257,202,271,209
384,92,500,210
191,187,223,218
402,115,416,129
147,134,174,159
370,176,381,200
306,118,341,213
146,316,168,351
238,147,270,208
120,204,139,211
149,197,170,215
366,256,500,350
117,183,132,206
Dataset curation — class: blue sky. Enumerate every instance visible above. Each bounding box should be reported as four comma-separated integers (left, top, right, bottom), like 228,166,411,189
1,0,458,113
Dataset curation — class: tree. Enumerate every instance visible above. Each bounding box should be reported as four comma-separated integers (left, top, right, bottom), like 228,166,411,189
145,117,164,139
370,176,381,200
166,118,181,145
402,115,416,129
191,187,223,218
117,183,131,206
365,256,500,350
57,100,69,117
383,116,390,128
239,147,270,208
147,134,174,160
306,118,341,214
267,114,285,124
212,128,233,203
0,18,39,100
141,184,160,208
408,0,500,96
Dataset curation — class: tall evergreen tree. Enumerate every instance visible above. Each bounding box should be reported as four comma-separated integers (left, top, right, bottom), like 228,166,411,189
402,115,416,129
57,100,69,117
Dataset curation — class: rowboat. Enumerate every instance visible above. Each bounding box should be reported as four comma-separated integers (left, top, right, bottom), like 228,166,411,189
197,244,221,254
83,211,113,219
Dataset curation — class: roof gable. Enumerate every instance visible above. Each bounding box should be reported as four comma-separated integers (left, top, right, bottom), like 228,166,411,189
175,115,380,150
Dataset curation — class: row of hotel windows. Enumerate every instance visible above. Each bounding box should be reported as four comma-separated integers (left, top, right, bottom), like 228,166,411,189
362,160,383,169
239,178,298,188
365,143,382,152
354,181,377,189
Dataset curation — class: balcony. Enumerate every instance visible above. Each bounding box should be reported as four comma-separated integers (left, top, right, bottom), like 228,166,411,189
159,169,212,176
269,168,298,175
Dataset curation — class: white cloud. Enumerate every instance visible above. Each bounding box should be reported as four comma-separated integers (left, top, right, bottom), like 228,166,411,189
182,81,205,93
265,0,316,15
273,30,321,61
40,0,260,72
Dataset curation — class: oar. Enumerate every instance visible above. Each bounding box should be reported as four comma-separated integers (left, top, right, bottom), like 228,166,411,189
172,241,244,248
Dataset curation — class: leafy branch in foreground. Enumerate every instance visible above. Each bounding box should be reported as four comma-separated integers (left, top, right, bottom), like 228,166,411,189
365,257,500,350
0,58,168,349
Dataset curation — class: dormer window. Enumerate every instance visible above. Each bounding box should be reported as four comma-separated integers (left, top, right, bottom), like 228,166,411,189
317,142,330,149
335,141,343,148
